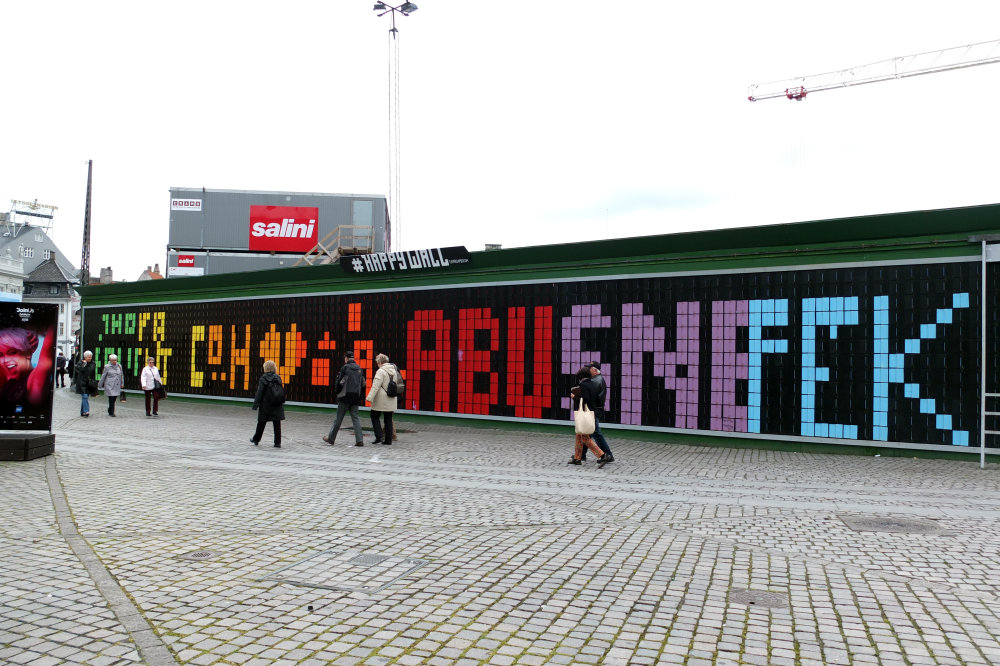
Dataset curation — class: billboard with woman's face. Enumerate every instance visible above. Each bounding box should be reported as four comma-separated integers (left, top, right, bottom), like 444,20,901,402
0,303,58,430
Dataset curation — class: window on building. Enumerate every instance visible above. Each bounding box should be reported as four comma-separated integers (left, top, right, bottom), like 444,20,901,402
49,285,59,294
34,233,43,242
59,323,64,336
22,248,33,258
42,249,51,260
60,303,65,313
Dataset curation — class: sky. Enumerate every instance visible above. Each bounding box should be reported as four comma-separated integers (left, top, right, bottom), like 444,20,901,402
3,2,1000,282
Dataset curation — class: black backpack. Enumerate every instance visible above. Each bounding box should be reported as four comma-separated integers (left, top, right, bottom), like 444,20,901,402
266,379,286,405
339,364,365,405
385,365,404,398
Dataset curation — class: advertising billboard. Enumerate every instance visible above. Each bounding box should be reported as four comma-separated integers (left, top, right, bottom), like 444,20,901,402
0,303,58,430
83,259,994,450
248,205,318,253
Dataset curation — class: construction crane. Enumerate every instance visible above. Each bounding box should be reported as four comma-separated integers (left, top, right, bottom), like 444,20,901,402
748,38,1000,102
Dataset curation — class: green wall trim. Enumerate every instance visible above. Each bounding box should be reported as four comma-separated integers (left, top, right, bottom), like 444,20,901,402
81,203,1000,307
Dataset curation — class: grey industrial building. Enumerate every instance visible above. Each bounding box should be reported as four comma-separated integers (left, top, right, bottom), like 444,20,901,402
166,188,389,277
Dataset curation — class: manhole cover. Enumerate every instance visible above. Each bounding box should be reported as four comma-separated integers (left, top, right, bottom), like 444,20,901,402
839,515,945,534
729,589,787,608
262,550,428,593
179,550,220,561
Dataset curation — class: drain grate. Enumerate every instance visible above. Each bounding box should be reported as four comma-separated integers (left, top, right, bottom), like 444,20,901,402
729,589,787,609
347,554,391,567
262,550,428,593
839,515,946,534
179,550,220,561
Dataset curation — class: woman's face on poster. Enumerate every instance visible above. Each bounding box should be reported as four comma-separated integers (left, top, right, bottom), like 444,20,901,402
0,342,32,381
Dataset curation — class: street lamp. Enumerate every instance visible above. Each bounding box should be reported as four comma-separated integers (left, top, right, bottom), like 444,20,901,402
373,2,418,38
372,2,417,252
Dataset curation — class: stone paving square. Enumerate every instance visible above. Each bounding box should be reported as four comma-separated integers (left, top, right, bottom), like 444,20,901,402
0,388,998,665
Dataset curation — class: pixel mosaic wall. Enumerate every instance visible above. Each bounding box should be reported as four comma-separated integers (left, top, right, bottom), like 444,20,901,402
83,260,993,448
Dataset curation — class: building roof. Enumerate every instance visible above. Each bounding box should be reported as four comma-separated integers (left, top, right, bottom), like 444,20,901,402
25,256,77,284
172,187,386,200
138,264,165,281
0,223,78,276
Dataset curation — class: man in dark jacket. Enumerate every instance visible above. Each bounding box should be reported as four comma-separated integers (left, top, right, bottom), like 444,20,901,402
585,361,614,463
74,351,96,417
56,352,67,387
323,351,366,446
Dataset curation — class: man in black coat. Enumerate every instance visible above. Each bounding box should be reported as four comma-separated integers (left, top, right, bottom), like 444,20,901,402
323,351,366,446
585,361,615,463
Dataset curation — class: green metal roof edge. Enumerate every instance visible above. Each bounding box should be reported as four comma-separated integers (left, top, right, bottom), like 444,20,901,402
80,203,1000,306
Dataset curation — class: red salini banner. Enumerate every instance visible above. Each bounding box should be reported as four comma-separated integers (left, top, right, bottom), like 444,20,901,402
248,206,319,252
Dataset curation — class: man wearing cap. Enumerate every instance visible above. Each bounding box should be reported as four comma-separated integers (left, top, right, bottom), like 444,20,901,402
323,351,366,446
586,362,615,463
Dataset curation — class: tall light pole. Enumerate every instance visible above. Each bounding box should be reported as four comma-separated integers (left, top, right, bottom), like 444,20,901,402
372,2,418,252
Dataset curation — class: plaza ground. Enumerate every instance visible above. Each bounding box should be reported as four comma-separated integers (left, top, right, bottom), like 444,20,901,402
2,387,999,666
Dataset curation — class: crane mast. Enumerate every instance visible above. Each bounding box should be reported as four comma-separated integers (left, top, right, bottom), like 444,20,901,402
749,38,1000,102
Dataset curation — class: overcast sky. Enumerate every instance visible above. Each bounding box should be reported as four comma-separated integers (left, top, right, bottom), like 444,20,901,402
3,2,1000,282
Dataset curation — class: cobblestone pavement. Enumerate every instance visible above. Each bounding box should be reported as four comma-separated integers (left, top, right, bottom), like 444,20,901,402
2,388,1000,666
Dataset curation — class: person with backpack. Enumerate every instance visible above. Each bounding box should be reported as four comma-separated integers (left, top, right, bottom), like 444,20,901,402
323,351,366,446
251,359,285,448
366,353,400,445
56,351,67,387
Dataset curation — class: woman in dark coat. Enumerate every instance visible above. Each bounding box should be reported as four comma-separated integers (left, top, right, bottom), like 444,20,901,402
251,360,285,448
568,367,608,467
74,351,96,417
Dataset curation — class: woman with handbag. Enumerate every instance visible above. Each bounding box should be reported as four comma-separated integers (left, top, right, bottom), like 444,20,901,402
74,351,96,417
569,367,609,467
140,357,163,417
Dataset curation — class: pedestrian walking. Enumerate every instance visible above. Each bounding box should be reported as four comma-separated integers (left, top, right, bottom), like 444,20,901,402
251,360,285,448
74,351,96,417
97,354,124,417
585,361,615,464
323,351,365,446
568,367,610,467
56,351,67,387
365,353,398,445
140,357,163,417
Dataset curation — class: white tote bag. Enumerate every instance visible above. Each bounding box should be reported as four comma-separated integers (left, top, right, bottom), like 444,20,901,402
574,401,596,435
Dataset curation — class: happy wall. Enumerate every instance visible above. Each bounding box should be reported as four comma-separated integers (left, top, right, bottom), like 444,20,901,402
83,260,990,447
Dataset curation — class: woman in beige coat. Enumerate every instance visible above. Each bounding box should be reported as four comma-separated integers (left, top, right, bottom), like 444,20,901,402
366,353,398,445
